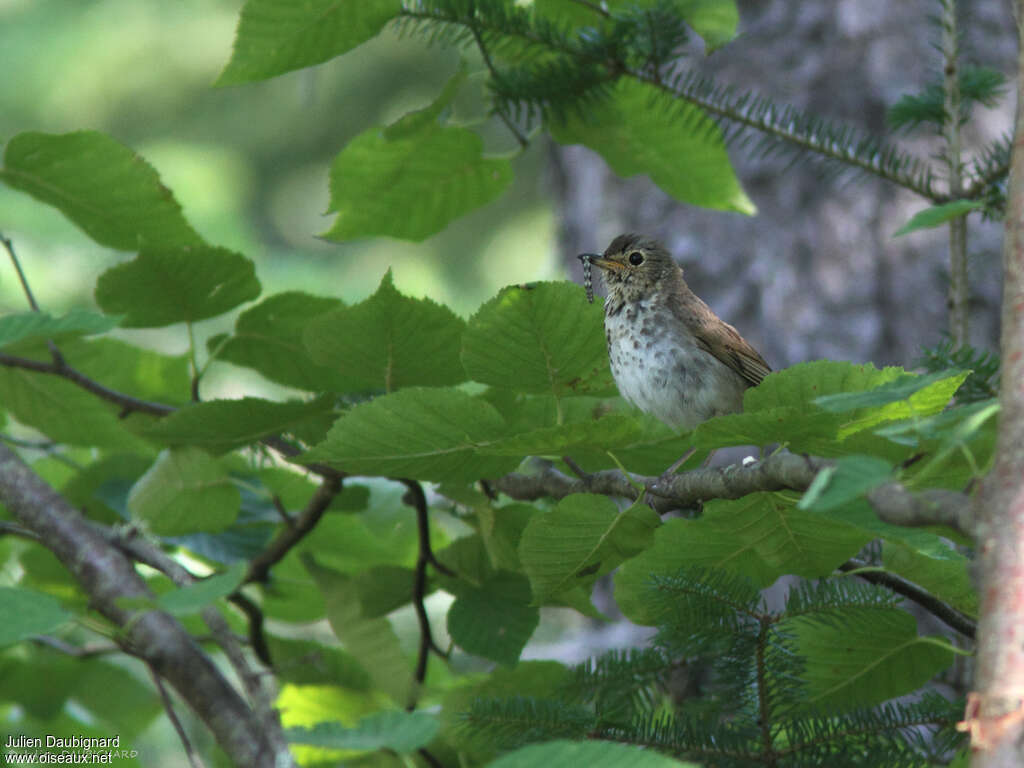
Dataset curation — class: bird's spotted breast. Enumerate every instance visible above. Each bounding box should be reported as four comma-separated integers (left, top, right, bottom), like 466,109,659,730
604,300,748,430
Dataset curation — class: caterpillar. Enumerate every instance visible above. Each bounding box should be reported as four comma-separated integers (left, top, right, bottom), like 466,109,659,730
582,255,594,303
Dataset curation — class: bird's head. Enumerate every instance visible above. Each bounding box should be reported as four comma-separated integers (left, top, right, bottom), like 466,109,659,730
578,234,680,299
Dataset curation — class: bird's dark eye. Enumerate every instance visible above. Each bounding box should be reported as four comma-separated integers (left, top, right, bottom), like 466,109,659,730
628,251,644,266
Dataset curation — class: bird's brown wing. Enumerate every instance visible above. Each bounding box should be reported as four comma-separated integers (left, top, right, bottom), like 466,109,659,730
672,290,772,387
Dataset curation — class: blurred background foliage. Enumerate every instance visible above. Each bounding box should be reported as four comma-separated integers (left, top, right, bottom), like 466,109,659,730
0,0,558,330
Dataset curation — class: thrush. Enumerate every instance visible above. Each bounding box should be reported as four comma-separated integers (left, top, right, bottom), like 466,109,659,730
579,233,771,430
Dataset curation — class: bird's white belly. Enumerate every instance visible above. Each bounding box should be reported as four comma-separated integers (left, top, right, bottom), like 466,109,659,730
605,304,746,430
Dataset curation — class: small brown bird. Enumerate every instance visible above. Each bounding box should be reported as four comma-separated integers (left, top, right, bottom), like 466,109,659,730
579,233,770,430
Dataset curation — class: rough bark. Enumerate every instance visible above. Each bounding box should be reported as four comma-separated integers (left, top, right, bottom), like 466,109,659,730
0,443,293,768
968,5,1024,764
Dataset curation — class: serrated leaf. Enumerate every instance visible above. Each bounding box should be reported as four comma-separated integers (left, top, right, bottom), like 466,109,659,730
615,495,871,624
138,396,337,454
819,370,970,437
462,282,613,397
549,79,753,214
287,710,438,752
306,559,412,705
156,562,247,616
798,455,893,512
304,270,466,392
217,0,401,85
0,587,72,648
745,361,905,412
815,369,967,413
447,571,539,666
128,447,240,536
693,406,841,451
210,291,346,391
519,495,660,603
0,310,120,348
323,116,512,241
491,740,697,768
893,200,984,237
301,387,517,482
785,607,954,713
95,246,260,327
1,131,204,250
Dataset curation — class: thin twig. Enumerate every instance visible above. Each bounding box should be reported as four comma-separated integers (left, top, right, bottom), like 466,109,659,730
0,519,41,541
33,636,120,657
839,558,976,638
148,663,207,768
1,232,41,311
229,591,272,666
245,475,343,585
400,478,450,711
468,21,530,149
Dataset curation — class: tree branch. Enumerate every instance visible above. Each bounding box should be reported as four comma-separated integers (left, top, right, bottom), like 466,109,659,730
0,443,293,768
491,452,975,537
839,558,976,638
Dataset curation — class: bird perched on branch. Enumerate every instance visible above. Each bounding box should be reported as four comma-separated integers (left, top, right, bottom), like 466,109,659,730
579,233,770,430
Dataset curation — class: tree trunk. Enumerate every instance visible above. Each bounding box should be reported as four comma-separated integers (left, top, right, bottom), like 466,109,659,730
969,5,1024,765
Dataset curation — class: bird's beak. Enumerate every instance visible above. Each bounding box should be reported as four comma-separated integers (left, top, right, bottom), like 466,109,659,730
578,253,623,271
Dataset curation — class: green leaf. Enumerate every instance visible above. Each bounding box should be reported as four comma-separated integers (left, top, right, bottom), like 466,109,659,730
745,360,904,412
674,0,739,49
128,447,241,536
95,246,260,327
304,270,467,392
156,562,247,616
287,710,438,752
785,607,954,712
447,571,540,666
882,541,977,617
693,406,841,452
323,97,513,241
138,396,337,455
815,369,968,413
0,363,152,449
0,587,72,648
265,636,372,690
210,291,346,391
549,79,753,214
798,455,893,512
353,565,418,618
1,131,204,250
217,0,401,85
301,387,517,482
491,740,698,768
462,282,614,397
519,495,660,603
0,310,120,348
306,558,412,705
62,337,191,406
615,495,871,624
893,200,984,237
